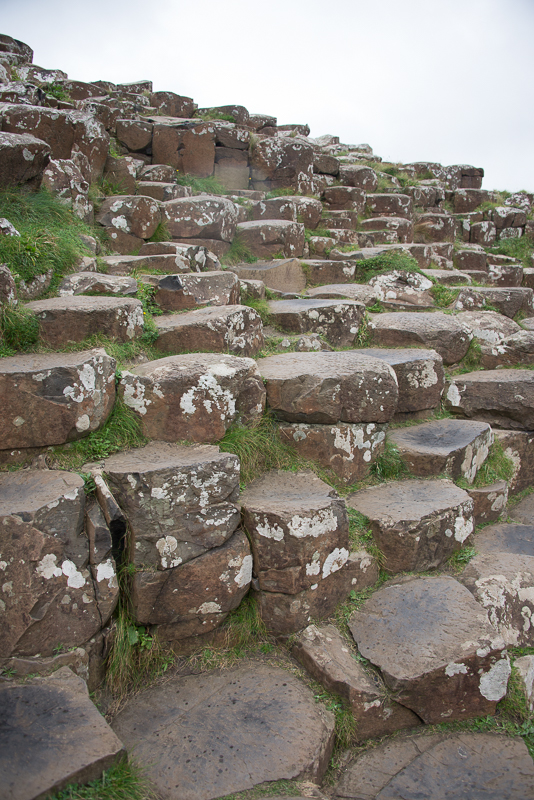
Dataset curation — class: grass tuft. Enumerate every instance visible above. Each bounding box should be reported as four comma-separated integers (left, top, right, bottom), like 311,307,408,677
175,173,228,195
221,234,258,267
429,284,460,308
50,759,158,800
470,438,515,488
448,545,477,573
0,304,39,354
370,440,410,482
240,296,271,325
146,221,170,243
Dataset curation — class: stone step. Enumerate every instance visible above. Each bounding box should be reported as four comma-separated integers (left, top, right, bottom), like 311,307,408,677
163,195,238,243
120,352,265,442
420,267,471,285
414,212,456,243
368,311,472,365
367,269,434,308
305,283,379,307
154,304,264,357
267,298,365,347
348,575,510,723
229,258,305,293
322,210,360,230
359,216,414,243
300,259,364,284
100,252,192,274
486,263,523,287
257,350,399,425
141,270,239,311
479,329,534,369
251,195,323,228
365,193,413,219
138,240,220,271
453,285,534,318
25,295,144,346
456,309,521,346
388,419,493,482
136,180,184,201
461,522,534,646
236,219,305,258
95,193,162,245
347,478,474,573
445,369,534,430
322,185,365,211
58,271,137,296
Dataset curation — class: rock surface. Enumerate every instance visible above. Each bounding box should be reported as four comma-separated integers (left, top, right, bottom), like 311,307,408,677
369,312,471,365
445,369,534,430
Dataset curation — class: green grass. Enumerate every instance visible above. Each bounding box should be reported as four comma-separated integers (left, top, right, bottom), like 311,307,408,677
314,688,357,749
41,82,72,102
50,759,158,800
175,173,228,195
194,110,236,123
240,296,271,325
0,304,39,355
217,780,303,800
221,234,258,267
447,545,477,573
429,284,460,308
352,251,421,284
471,439,515,487
488,235,534,268
347,508,384,565
264,188,295,199
370,440,410,482
458,339,483,372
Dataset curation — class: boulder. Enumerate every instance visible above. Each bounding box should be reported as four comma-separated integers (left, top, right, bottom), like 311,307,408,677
366,194,413,219
470,220,497,245
390,414,493,477
229,258,306,293
454,286,534,318
349,575,509,723
141,270,239,311
69,111,109,182
494,430,534,493
414,212,456,243
0,131,50,188
468,481,508,526
359,217,413,243
139,163,179,183
454,245,487,272
151,118,215,176
0,349,116,450
120,353,265,442
369,312,472,365
252,196,323,229
487,263,523,287
347,479,474,573
453,188,489,213
368,270,434,308
479,330,534,369
95,195,161,240
26,296,144,347
163,196,237,242
236,220,305,258
322,186,365,212
267,298,365,347
300,259,364,284
149,91,196,118
338,164,378,191
455,309,521,346
58,272,137,296
306,283,379,307
136,181,184,202
0,105,75,160
257,350,399,424
115,118,152,152
445,369,534,430
250,136,314,192
42,158,92,222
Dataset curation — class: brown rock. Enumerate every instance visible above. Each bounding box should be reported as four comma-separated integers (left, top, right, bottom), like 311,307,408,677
414,212,456,243
300,259,365,284
366,194,413,219
454,245,487,272
487,263,523,287
136,180,183,202
142,270,239,311
58,272,137,296
470,220,497,245
250,136,314,192
0,349,116,450
69,111,109,182
494,430,534,494
116,118,152,152
257,350,399,424
95,194,161,239
305,283,378,307
360,216,414,243
0,131,50,188
42,158,92,222
469,481,508,526
322,186,366,212
453,188,489,213
163,195,237,241
152,118,215,176
236,219,305,258
349,575,510,723
252,196,323,229
454,286,534,318
338,164,378,191
149,91,196,117
120,352,265,442
229,258,306,293
445,369,534,430
369,312,471,365
268,298,364,347
139,163,179,183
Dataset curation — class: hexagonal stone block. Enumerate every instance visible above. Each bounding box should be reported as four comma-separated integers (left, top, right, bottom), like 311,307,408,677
241,470,349,595
267,298,364,347
368,270,434,308
0,131,51,188
388,419,493,483
414,212,456,242
141,270,239,311
300,259,364,284
131,528,251,639
445,369,534,430
360,216,413,243
305,283,378,307
230,258,306,293
257,350,399,425
461,523,534,646
349,575,510,723
347,479,474,573
112,662,335,800
154,304,264,358
369,312,472,365
95,194,161,239
163,196,237,242
102,442,240,568
456,309,521,346
468,481,508,526
292,624,421,742
120,353,266,442
0,349,116,450
236,220,305,258
278,422,387,484
454,286,534,318
58,271,137,296
365,193,413,219
252,195,323,228
480,330,534,369
0,668,125,800
26,296,144,346
351,348,444,414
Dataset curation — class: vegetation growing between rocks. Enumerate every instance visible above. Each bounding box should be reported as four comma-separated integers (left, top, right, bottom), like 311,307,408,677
455,439,515,490
217,779,303,800
50,759,158,800
0,303,39,355
175,173,228,195
488,234,534,268
221,233,258,266
370,440,410,482
429,283,460,308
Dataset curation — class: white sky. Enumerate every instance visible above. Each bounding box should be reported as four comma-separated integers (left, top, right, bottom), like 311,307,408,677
2,0,533,192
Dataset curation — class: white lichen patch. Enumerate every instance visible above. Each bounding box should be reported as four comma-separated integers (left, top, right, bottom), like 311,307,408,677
322,547,349,578
445,661,468,677
36,553,63,580
479,657,511,701
446,383,462,406
232,554,252,588
454,512,474,542
198,601,221,614
121,375,151,415
256,517,284,541
288,508,338,539
156,536,182,569
61,560,86,589
96,559,117,588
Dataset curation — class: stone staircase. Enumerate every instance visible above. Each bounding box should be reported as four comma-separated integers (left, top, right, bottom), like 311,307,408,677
1,30,534,800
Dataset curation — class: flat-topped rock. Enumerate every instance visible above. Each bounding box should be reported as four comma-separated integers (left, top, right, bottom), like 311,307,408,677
163,195,238,242
445,369,534,430
58,271,137,296
141,270,239,311
278,421,387,484
0,348,116,450
120,353,265,442
236,219,305,258
369,311,472,365
509,493,534,524
252,195,323,228
414,212,456,242
102,442,240,567
454,286,534,318
347,479,474,573
293,624,421,742
420,267,471,284
351,348,444,414
388,419,493,483
229,258,305,293
359,216,413,243
0,131,51,188
241,470,349,595
305,283,378,307
487,262,524,287
461,523,534,646
300,259,367,284
100,252,191,274
95,194,161,239
479,329,534,369
334,732,534,800
366,193,413,219
456,309,521,345
0,668,125,800
367,270,434,308
136,180,184,201
112,661,335,800
349,575,509,723
154,304,264,357
26,295,144,346
267,298,364,347
257,350,399,424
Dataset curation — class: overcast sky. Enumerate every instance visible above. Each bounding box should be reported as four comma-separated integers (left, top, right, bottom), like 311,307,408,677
2,0,533,192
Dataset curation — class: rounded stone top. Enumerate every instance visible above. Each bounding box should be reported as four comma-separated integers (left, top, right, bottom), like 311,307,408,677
102,441,238,474
0,348,113,374
0,470,84,516
390,419,491,455
348,478,471,523
25,296,142,312
241,469,338,515
257,349,397,380
131,352,258,378
351,347,442,365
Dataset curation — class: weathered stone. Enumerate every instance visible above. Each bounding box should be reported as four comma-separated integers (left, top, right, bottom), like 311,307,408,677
120,353,265,442
492,205,527,229
349,575,509,723
0,105,75,159
351,348,444,415
131,528,251,637
305,283,379,307
494,430,534,494
139,163,179,183
292,625,421,742
252,196,323,229
142,270,239,311
149,91,196,118
509,493,534,525
456,309,520,347
359,217,413,243
348,479,474,573
445,369,534,430
369,312,472,365
136,180,184,202
151,118,215,176
241,470,349,594
257,350,399,424
334,732,534,800
239,278,265,299
42,158,92,222
95,195,161,240
103,442,240,568
279,422,387,484
163,195,237,242
414,213,455,243
406,182,446,209
0,131,50,188
229,258,306,293
300,259,364,284
26,296,144,347
515,655,534,714
468,481,508,526
267,298,364,347
322,186,365,212
338,164,378,191
155,304,264,358
420,268,470,285
454,245,487,272
454,286,534,318
388,420,492,482
112,662,334,800
116,118,152,152
368,270,434,307
461,523,534,646
58,272,137,296
0,263,16,306
453,188,489,213
250,136,314,192
0,668,125,800
236,220,305,258
486,263,523,287
0,349,116,449
69,111,109,183
480,330,534,369
470,220,497,245
366,194,413,219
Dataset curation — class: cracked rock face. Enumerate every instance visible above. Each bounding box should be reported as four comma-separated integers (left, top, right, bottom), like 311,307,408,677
349,575,510,724
267,298,365,347
444,369,534,430
368,312,472,365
